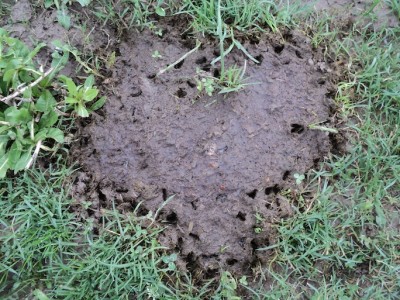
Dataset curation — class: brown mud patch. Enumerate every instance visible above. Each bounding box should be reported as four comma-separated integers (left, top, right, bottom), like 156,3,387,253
2,0,116,80
71,23,338,276
309,0,399,28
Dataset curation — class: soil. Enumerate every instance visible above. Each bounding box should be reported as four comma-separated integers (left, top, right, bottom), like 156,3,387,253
1,0,115,78
70,23,337,275
310,0,399,28
3,0,397,281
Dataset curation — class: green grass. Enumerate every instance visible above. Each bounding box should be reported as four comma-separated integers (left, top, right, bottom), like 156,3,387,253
91,0,308,96
0,160,243,299
387,0,400,19
0,162,79,295
91,0,307,36
0,161,181,299
244,267,364,299
181,0,307,35
47,208,177,299
249,15,400,300
182,0,276,34
0,1,10,17
40,0,92,29
93,0,167,35
304,11,341,49
1,1,399,299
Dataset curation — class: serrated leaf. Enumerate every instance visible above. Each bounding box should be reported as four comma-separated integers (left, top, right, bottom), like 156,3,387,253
46,128,64,143
15,125,29,143
52,40,64,49
239,276,248,286
57,10,71,29
0,125,9,135
89,96,106,111
5,58,22,70
0,60,8,69
76,104,89,117
0,154,9,178
162,253,177,264
83,88,98,101
168,262,176,270
36,91,57,112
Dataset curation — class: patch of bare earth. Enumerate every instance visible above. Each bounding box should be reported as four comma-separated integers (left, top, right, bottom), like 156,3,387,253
71,25,338,277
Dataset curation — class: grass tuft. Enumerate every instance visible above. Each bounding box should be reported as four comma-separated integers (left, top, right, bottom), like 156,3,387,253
182,0,306,35
0,163,78,295
387,0,400,19
48,207,176,299
0,162,180,299
254,18,400,299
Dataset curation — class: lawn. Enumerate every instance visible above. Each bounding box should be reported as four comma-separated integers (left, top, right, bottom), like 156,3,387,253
0,0,399,299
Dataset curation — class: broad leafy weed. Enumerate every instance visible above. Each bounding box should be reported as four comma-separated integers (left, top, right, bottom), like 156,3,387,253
1,1,399,299
43,0,91,28
0,29,104,178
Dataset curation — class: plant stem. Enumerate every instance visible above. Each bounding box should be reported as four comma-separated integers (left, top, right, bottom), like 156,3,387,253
157,40,201,76
217,0,225,80
25,140,42,170
0,68,54,105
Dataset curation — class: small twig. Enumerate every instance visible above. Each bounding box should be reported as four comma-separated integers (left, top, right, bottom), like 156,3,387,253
25,140,42,170
101,29,111,50
30,118,34,141
308,124,339,134
156,41,201,77
150,195,175,226
217,0,225,78
39,145,54,152
0,68,54,106
240,60,248,80
104,228,120,236
55,107,71,117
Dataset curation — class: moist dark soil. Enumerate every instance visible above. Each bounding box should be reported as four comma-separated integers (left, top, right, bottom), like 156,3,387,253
70,23,338,276
2,1,399,296
1,0,116,77
312,0,399,28
3,0,346,279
